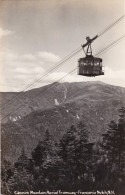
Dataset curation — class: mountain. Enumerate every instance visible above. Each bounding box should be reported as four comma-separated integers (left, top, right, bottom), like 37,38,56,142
1,81,125,162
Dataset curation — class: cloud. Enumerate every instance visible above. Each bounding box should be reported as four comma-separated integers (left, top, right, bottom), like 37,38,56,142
0,50,62,91
97,67,125,87
42,71,83,84
104,67,125,79
41,67,125,89
0,28,14,38
37,52,61,63
14,66,44,75
0,51,18,61
1,48,125,92
21,54,36,61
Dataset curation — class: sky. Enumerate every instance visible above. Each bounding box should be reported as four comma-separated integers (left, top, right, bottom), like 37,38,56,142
0,0,125,92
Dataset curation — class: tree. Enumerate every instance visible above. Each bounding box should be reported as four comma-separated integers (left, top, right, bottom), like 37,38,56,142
98,107,125,191
75,122,94,190
117,107,125,171
58,125,78,190
58,123,94,190
31,130,60,190
1,159,13,195
32,130,55,167
8,148,34,194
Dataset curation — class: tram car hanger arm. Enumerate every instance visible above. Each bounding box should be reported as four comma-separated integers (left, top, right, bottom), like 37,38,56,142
82,35,98,48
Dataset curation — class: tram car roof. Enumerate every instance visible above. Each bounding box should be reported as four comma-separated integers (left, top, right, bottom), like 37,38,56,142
78,55,102,62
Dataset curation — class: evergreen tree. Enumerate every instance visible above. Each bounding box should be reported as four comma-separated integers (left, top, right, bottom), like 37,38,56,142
31,130,60,190
8,148,34,194
58,123,94,190
1,160,13,195
98,107,125,191
117,107,125,171
58,125,78,190
75,122,94,190
32,130,55,167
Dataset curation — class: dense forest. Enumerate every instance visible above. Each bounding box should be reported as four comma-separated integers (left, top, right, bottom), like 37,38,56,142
1,107,125,195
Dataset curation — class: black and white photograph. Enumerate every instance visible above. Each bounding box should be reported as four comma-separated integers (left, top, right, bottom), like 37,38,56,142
0,0,125,195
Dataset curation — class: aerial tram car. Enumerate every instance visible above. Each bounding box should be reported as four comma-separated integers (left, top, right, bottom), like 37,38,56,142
78,36,104,77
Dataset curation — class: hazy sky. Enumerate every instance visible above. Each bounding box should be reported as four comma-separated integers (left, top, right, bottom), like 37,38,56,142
0,0,125,92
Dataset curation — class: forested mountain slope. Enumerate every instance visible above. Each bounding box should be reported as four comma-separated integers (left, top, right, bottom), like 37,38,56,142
1,81,125,161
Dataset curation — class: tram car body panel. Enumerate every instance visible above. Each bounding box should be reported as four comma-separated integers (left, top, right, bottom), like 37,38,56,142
78,55,104,77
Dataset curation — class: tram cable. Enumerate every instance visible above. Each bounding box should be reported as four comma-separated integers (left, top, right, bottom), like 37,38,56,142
1,68,77,121
1,14,125,110
1,46,81,110
98,15,125,37
65,34,125,102
1,34,125,121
